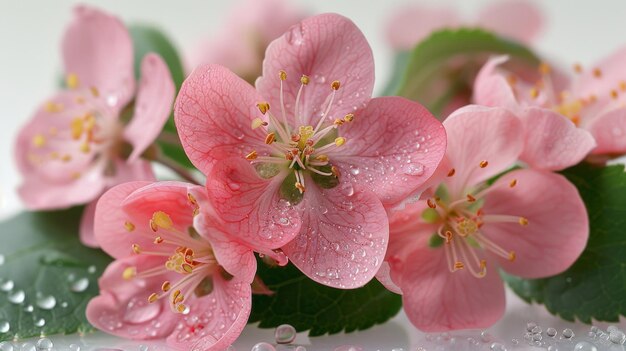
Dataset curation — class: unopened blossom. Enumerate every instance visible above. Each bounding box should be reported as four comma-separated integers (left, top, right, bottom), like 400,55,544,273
191,0,304,83
14,6,175,246
378,106,588,331
475,52,626,161
386,0,543,51
175,13,447,289
87,181,261,351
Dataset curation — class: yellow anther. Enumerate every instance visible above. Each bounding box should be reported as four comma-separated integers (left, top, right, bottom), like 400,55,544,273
162,281,171,292
50,152,59,160
265,133,276,145
66,73,80,89
315,154,329,162
132,244,141,254
176,304,187,313
251,117,267,129
529,88,539,99
154,236,164,244
295,182,306,194
44,101,63,113
509,179,517,188
480,259,487,269
620,81,626,92
479,160,489,168
457,218,478,236
256,102,270,115
573,63,583,74
444,231,453,243
447,168,456,177
466,194,476,202
334,137,346,146
122,267,136,280
174,294,185,304
32,134,46,148
124,221,135,232
593,68,602,78
71,172,81,180
90,86,99,97
182,263,193,274
75,96,86,104
151,211,173,231
519,217,529,226
172,290,181,301
71,118,84,140
333,118,345,126
80,142,90,153
331,80,341,90
611,90,619,99
245,150,258,160
84,113,96,131
508,251,516,262
148,293,159,303
279,70,287,81
300,75,310,85
344,113,354,122
61,154,72,163
539,62,551,75
331,165,341,178
454,262,464,270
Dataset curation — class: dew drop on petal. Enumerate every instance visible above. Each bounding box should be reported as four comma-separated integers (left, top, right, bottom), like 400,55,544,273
251,342,276,351
70,278,89,292
274,324,297,344
574,341,598,351
339,182,354,197
123,297,160,324
403,162,424,176
0,321,9,333
8,290,25,304
36,295,56,310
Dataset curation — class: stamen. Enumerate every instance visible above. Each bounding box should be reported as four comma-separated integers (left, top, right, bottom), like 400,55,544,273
447,169,456,177
279,70,287,81
509,179,517,188
344,113,354,122
331,80,341,90
479,160,488,168
32,134,46,148
265,133,276,144
245,151,258,160
508,251,516,262
573,63,583,74
123,267,136,280
151,211,174,231
124,221,135,232
331,165,341,178
90,87,100,97
154,236,164,244
519,217,529,226
132,244,141,254
251,118,268,129
162,281,171,292
334,137,346,146
71,118,84,140
148,293,159,303
466,194,476,202
257,102,270,115
529,88,539,99
66,73,79,89
44,101,64,113
611,90,619,99
300,75,310,85
539,62,551,75
593,68,602,78
454,262,464,270
315,155,328,162
427,198,437,209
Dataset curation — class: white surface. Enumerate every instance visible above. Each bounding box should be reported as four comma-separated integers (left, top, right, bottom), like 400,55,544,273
2,0,626,349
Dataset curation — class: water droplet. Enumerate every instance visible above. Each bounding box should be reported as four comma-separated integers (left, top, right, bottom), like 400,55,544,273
511,339,519,345
69,344,81,351
87,265,97,274
20,343,36,351
490,342,506,351
480,330,493,342
286,23,304,46
403,163,424,176
70,278,89,292
612,127,623,136
609,330,626,344
315,75,326,84
531,326,542,334
0,255,5,266
334,346,363,351
36,295,56,310
340,182,354,196
227,182,241,191
548,346,559,351
24,305,33,313
294,347,306,351
35,338,52,351
8,290,25,304
275,323,297,344
562,328,575,339
546,327,557,337
251,342,276,351
34,319,45,327
138,345,149,351
0,342,13,351
0,321,9,333
533,333,542,341
349,167,360,176
574,341,598,351
0,280,14,292
526,322,537,332
123,297,160,324
61,302,68,308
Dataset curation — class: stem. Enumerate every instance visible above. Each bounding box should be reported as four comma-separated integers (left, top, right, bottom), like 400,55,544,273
154,154,202,185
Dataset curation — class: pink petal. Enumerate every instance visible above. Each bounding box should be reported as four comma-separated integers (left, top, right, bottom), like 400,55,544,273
473,56,520,111
375,262,403,295
587,108,626,155
282,184,389,289
174,64,267,176
256,13,375,127
94,181,154,259
443,105,523,196
481,169,589,278
398,246,505,332
86,255,179,339
125,54,176,162
385,5,460,51
476,0,544,44
62,5,135,111
106,158,155,187
519,107,596,170
166,274,252,351
80,200,99,248
333,97,447,207
571,46,626,105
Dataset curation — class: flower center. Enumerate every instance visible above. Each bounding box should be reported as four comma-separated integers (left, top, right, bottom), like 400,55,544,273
121,194,222,314
245,70,353,198
424,161,528,278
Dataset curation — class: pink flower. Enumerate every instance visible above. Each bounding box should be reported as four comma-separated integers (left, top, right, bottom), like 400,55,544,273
175,13,447,289
386,0,544,51
14,6,175,246
87,181,259,351
191,0,304,83
475,52,626,161
377,106,589,331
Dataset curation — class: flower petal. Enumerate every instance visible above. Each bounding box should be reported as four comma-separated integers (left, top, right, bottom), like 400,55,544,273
125,54,176,162
62,5,135,111
256,13,374,127
398,246,505,332
174,64,267,176
206,157,302,250
166,274,251,351
385,5,460,51
476,0,543,44
571,45,626,104
587,108,626,155
86,255,179,340
333,97,446,207
519,107,596,170
473,56,520,111
481,169,588,278
443,105,523,196
282,184,388,289
80,200,99,248
105,158,155,187
94,181,154,259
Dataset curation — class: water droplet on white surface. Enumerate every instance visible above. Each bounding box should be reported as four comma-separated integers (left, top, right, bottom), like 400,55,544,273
275,324,297,344
35,338,52,351
574,341,598,351
251,342,276,351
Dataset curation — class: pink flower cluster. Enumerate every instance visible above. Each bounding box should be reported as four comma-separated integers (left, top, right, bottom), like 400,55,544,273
16,1,625,349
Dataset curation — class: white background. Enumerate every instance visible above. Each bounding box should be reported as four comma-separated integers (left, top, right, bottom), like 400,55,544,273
1,0,625,349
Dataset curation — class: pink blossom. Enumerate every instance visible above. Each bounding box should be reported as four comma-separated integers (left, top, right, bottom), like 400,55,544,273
191,0,304,83
474,53,626,161
175,13,447,289
87,181,260,350
377,106,589,331
386,0,544,51
14,6,175,246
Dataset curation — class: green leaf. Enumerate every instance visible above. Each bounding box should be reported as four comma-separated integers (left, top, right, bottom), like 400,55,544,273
395,28,540,117
503,163,626,323
128,24,194,169
0,208,112,341
248,258,402,336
